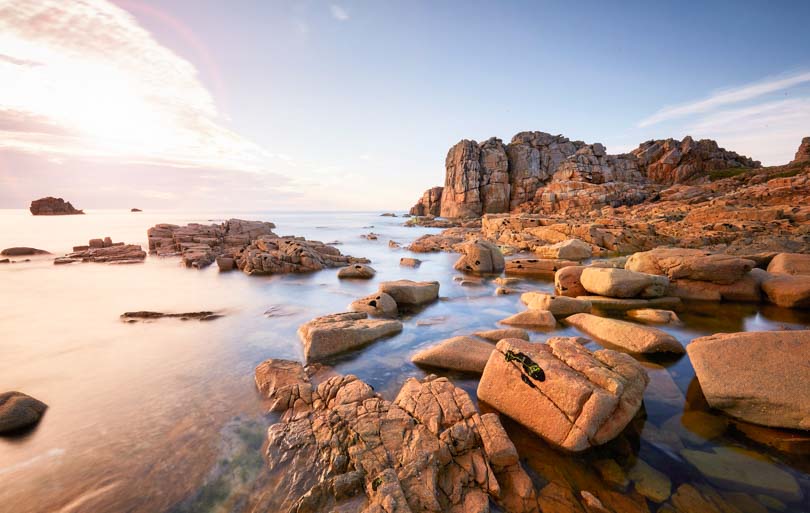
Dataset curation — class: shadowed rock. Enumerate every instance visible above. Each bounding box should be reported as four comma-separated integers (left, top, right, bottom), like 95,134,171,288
0,392,47,434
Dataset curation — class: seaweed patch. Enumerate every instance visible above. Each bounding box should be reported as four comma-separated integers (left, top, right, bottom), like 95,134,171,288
504,350,546,382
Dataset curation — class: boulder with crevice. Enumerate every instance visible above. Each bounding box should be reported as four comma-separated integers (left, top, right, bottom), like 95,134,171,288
453,239,505,274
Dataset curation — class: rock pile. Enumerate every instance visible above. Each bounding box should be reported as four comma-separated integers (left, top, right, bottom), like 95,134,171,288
29,196,84,215
254,360,538,513
54,238,145,264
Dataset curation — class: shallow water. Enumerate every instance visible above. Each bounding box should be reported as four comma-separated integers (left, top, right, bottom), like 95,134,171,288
0,209,808,513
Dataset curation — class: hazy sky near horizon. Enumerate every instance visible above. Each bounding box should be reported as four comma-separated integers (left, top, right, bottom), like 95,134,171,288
1,0,809,210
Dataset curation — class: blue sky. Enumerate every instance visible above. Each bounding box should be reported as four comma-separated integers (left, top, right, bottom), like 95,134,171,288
1,0,809,210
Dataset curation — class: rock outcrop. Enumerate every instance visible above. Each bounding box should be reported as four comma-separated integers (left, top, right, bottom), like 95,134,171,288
1,247,49,256
54,238,145,264
453,239,505,274
379,280,439,306
477,337,649,452
0,392,47,434
687,331,810,430
791,136,810,164
29,196,84,215
409,186,443,216
298,312,403,361
255,359,538,512
564,313,685,354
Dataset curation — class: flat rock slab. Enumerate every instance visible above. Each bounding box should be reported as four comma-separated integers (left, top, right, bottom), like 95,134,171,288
411,336,494,373
477,337,649,452
349,292,398,317
499,310,556,329
298,312,403,361
555,265,588,297
581,267,669,298
626,309,681,325
578,295,682,312
767,252,810,276
0,247,49,256
379,279,439,306
474,328,530,342
564,313,684,354
687,330,810,430
625,248,755,285
337,263,376,279
506,258,578,275
0,392,47,434
761,273,810,308
521,292,592,317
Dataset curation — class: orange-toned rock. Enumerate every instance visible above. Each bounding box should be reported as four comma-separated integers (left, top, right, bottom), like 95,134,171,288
506,258,578,275
477,337,649,452
474,328,530,342
411,336,494,373
556,265,588,297
581,267,669,298
760,273,810,308
667,274,761,302
767,252,810,276
298,312,403,361
625,248,755,285
453,238,505,273
499,310,557,329
564,313,684,353
521,292,592,317
379,279,439,305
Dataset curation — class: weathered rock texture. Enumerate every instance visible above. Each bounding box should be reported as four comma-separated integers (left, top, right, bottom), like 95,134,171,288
412,131,761,219
254,359,538,513
687,331,810,430
411,336,494,373
453,239,505,274
54,238,145,264
477,337,649,452
792,136,810,164
298,312,403,361
29,196,84,215
409,186,444,216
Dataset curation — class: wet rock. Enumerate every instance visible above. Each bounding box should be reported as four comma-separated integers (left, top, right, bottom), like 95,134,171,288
255,366,538,513
254,359,311,412
506,258,578,275
409,186,443,216
0,392,47,434
453,239,505,274
495,286,515,295
627,459,671,503
494,276,521,286
477,337,649,451
681,447,803,502
388,240,401,248
521,292,592,317
337,263,376,279
578,295,682,312
564,313,684,353
593,459,629,488
625,248,755,285
120,311,221,321
760,273,810,308
0,247,49,256
662,411,729,445
215,256,235,271
241,236,369,275
399,257,422,267
55,240,146,264
687,330,810,430
474,328,530,342
669,483,742,513
537,481,586,513
627,309,681,324
411,336,494,373
580,267,669,298
29,196,84,215
535,239,593,261
792,136,810,164
0,259,8,264
349,292,398,318
555,265,588,297
767,252,810,276
379,280,439,306
297,312,403,361
667,274,761,302
499,310,556,329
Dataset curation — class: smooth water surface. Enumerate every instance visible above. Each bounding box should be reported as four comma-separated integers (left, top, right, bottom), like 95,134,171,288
1,209,808,513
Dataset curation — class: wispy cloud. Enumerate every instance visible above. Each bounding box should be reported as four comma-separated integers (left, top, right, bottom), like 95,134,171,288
638,70,810,127
0,0,281,173
329,4,350,21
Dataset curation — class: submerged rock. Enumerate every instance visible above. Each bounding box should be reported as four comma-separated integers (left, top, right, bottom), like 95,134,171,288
578,295,682,312
411,336,494,373
477,337,649,452
626,308,681,325
379,280,439,306
564,313,684,354
337,263,376,279
687,330,810,430
29,196,84,215
453,239,505,274
297,312,402,361
0,392,47,434
254,360,539,513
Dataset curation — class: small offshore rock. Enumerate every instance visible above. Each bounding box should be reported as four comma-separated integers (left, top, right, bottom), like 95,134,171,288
349,292,398,317
298,312,402,361
378,279,439,306
29,196,84,215
0,392,48,434
1,247,50,256
453,239,505,274
399,257,422,267
337,263,376,279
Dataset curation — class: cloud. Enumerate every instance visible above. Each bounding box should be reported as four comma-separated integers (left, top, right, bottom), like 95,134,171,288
329,4,350,21
0,0,280,173
638,70,810,127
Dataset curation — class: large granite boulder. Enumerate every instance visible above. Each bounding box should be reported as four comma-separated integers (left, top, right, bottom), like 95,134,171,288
254,361,539,513
580,267,669,298
767,252,810,276
625,248,755,285
0,392,47,433
411,336,494,373
564,313,684,354
29,196,84,215
453,239,505,274
477,337,649,452
297,312,402,361
687,331,810,430
760,273,810,308
379,280,439,306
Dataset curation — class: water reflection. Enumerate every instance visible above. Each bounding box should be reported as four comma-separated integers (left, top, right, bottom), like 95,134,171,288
0,210,808,512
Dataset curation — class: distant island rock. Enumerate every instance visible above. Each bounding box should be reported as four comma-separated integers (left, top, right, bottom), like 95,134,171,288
29,197,84,215
1,247,50,256
131,208,142,212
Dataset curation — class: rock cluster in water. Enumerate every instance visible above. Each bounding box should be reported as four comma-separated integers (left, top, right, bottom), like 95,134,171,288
29,196,84,215
54,237,146,264
0,391,47,434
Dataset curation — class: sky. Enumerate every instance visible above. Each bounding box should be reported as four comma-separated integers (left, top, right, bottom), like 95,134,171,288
1,0,809,211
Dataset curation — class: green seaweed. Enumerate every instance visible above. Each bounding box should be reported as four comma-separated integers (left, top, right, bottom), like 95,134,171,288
504,350,545,382
371,476,383,491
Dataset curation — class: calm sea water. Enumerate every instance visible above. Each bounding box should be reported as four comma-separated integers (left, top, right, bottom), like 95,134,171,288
0,209,808,513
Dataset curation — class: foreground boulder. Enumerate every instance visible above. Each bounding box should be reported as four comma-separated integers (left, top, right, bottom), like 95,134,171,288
564,313,684,353
555,265,587,297
337,263,376,279
767,252,810,276
625,248,755,285
687,331,810,430
254,360,539,513
411,336,494,373
349,292,398,317
520,292,592,317
29,196,84,215
298,312,403,361
477,337,649,452
580,267,669,298
453,239,505,273
760,273,810,308
0,392,47,434
0,247,49,256
379,280,439,306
